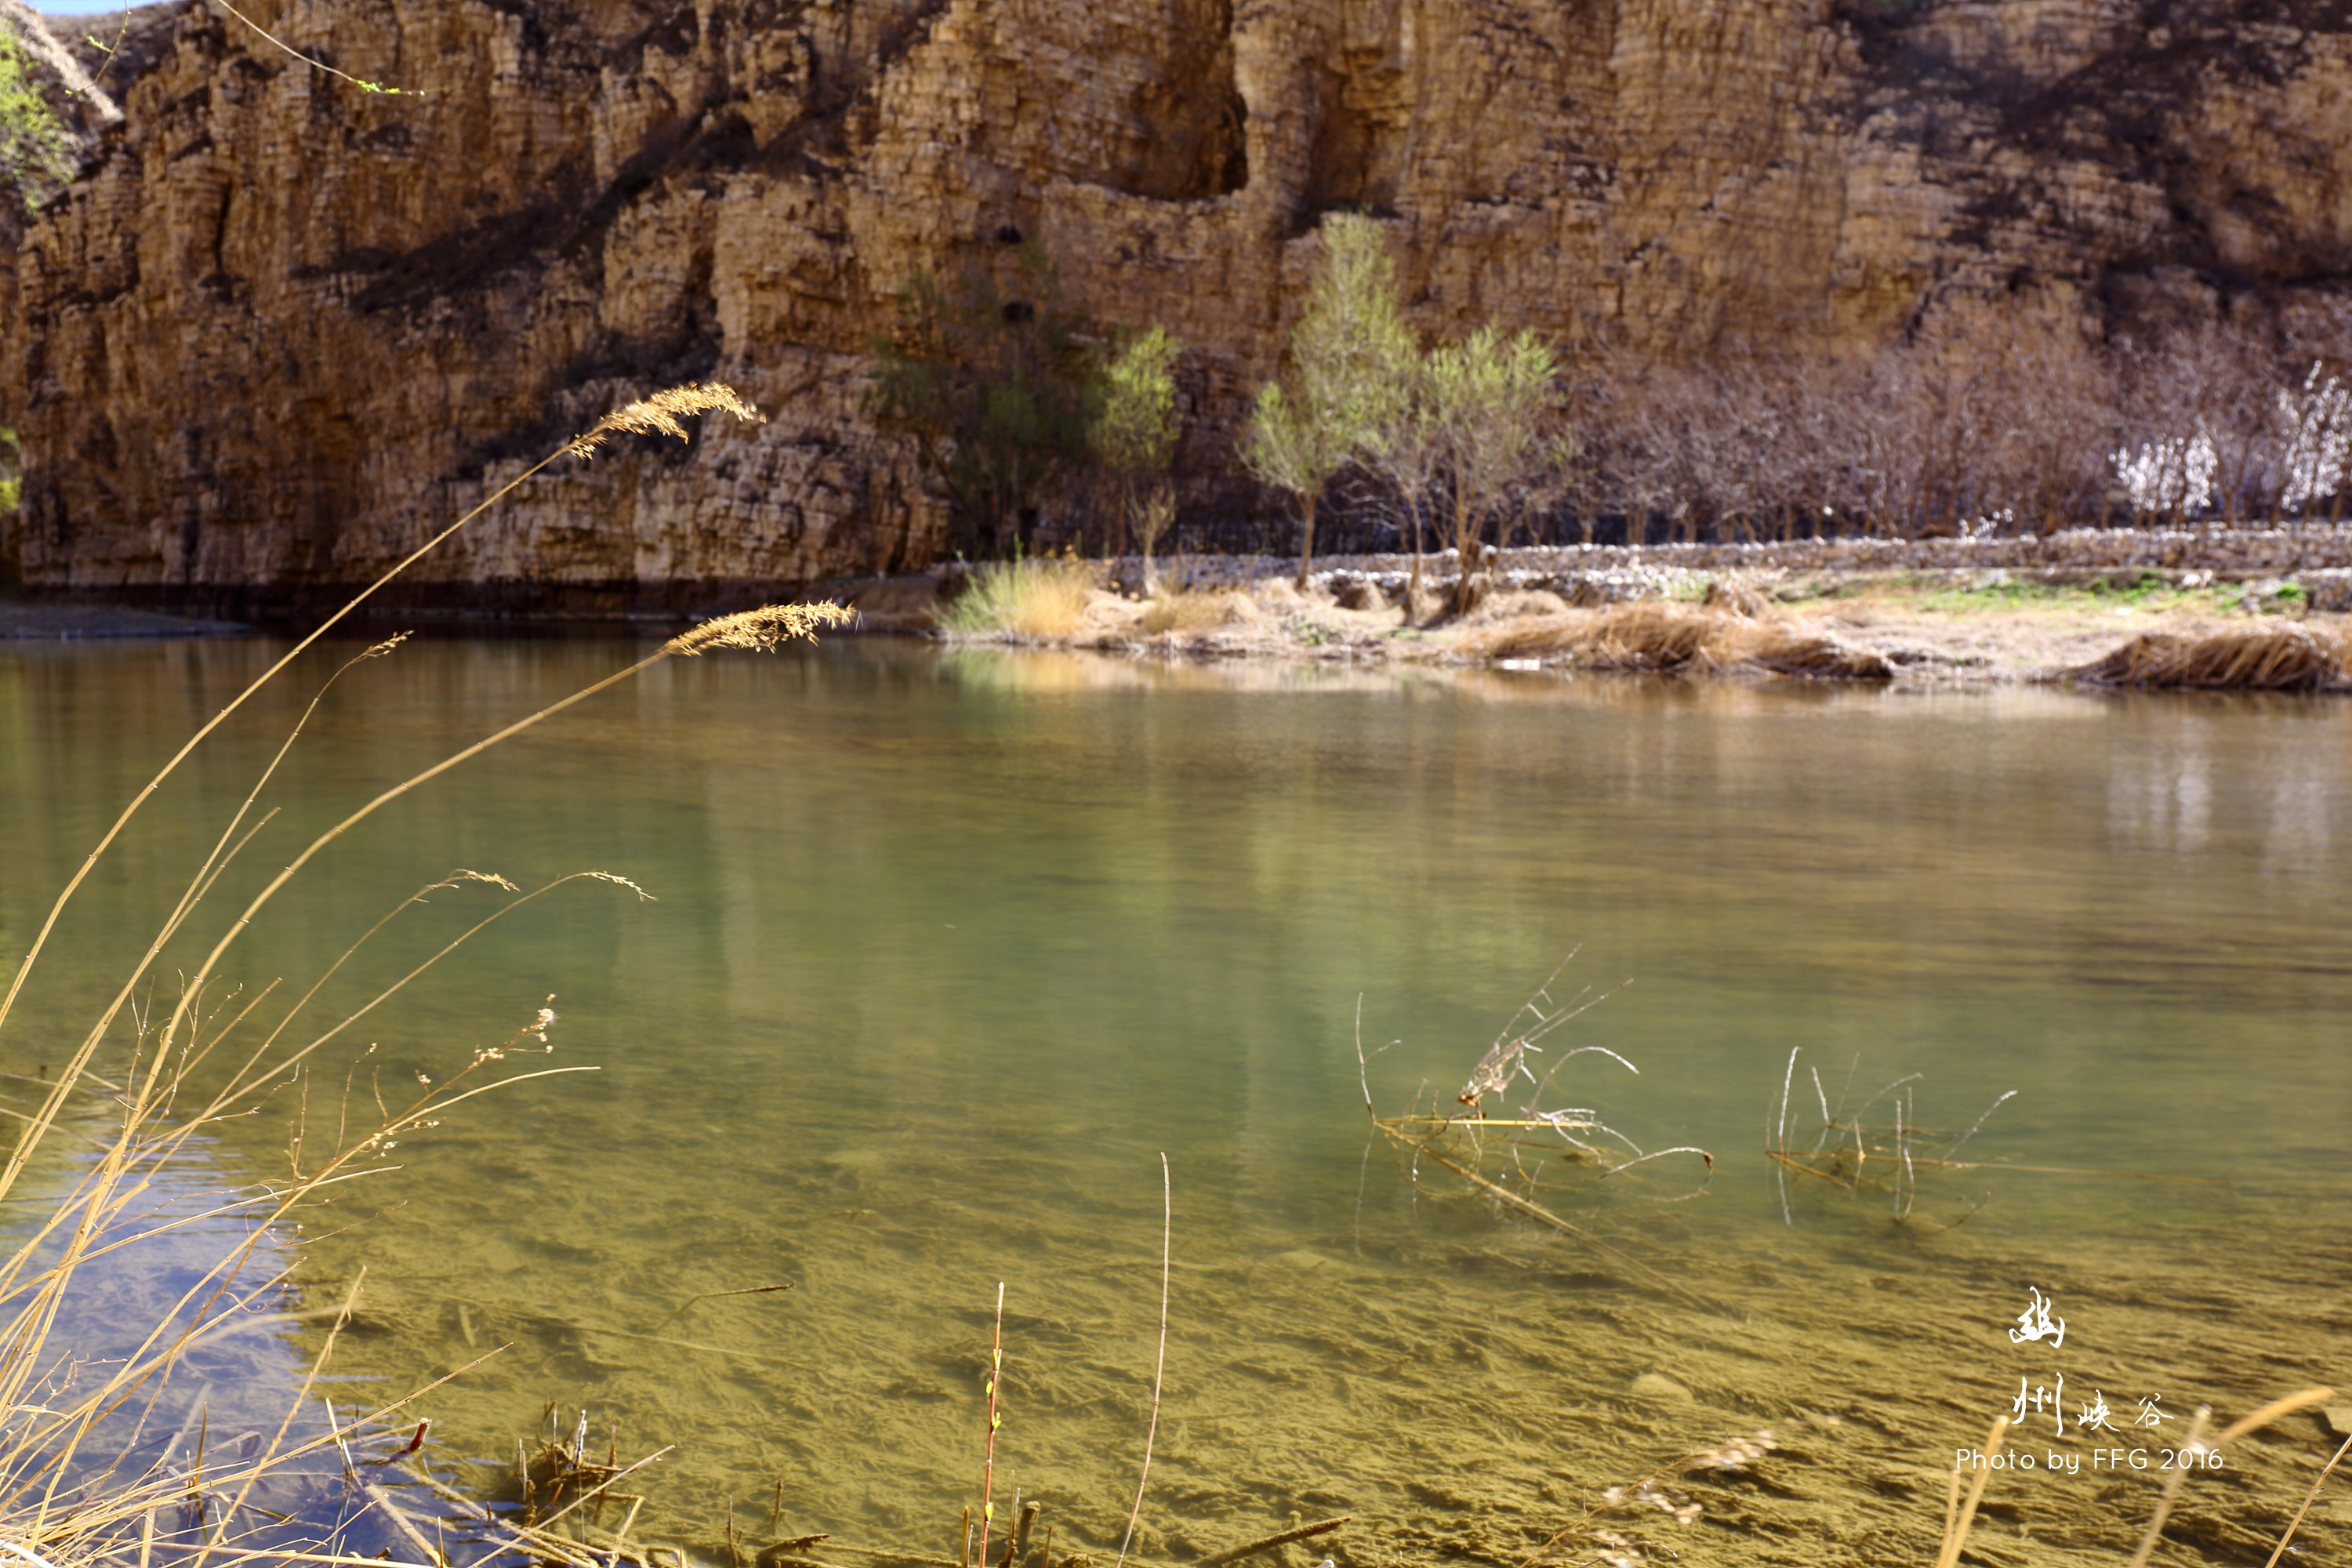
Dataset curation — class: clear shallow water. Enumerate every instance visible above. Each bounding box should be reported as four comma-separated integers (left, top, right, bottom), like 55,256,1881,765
2,638,2347,1567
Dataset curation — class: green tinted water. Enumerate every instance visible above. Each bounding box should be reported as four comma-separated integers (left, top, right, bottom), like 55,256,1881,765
2,638,2347,1566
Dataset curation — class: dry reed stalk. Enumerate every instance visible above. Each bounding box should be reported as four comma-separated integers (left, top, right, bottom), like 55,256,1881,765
1932,1414,2008,1568
0,383,760,1086
1933,1388,2339,1568
973,1285,1006,1568
2125,1404,2209,1568
1114,1155,1172,1568
398,1461,638,1568
2066,623,2350,690
355,1478,440,1564
652,1283,796,1332
2263,1429,2352,1568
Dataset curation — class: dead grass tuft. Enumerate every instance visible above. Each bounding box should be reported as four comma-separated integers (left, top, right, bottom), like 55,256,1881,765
1743,628,1896,681
1700,579,1773,618
939,559,1102,640
1140,586,1258,635
2064,623,2349,690
1461,588,1573,626
1579,602,1723,670
1461,602,1893,681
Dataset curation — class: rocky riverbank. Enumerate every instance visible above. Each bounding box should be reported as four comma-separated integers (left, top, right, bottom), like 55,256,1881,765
849,528,2352,690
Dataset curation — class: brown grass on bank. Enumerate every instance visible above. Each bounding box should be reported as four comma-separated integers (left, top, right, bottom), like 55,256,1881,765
1138,585,1258,635
1460,602,1893,681
2064,622,2350,690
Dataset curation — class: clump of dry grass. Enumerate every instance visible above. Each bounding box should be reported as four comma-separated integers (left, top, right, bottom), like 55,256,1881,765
1459,587,1573,626
1698,579,1773,618
2064,623,2349,690
1138,585,1258,635
1460,601,1893,680
938,560,1102,640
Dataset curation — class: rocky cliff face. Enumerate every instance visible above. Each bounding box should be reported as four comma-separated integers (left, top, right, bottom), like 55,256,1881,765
6,0,2352,609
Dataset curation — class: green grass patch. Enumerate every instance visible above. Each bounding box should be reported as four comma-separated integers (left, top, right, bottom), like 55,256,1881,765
1895,570,2242,617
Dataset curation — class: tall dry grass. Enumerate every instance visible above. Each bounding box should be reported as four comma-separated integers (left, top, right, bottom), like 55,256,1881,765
0,384,848,1567
937,558,1100,639
2064,622,2349,690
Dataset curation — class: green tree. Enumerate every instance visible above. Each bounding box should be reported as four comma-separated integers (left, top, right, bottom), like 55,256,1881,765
1094,325,1183,593
1240,214,1412,590
866,247,1098,559
1429,321,1560,611
1359,329,1444,604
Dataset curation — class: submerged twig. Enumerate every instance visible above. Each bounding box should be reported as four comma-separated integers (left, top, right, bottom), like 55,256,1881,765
1377,1128,1709,1308
1193,1516,1347,1568
652,1283,795,1332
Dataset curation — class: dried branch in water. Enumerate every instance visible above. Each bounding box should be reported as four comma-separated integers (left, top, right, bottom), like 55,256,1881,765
1193,1515,1348,1568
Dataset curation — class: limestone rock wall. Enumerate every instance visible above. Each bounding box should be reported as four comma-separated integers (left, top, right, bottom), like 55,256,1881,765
8,0,2352,607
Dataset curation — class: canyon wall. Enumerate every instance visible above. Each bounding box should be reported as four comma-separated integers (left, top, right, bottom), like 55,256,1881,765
6,0,2352,610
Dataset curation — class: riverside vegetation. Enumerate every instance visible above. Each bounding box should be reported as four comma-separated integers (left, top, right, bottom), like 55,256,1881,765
877,216,2352,690
867,215,2352,569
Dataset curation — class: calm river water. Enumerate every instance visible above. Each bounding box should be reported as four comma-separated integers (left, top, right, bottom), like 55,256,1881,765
2,636,2346,1568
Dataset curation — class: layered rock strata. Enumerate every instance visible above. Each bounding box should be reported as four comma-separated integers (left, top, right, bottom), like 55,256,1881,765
9,0,2352,608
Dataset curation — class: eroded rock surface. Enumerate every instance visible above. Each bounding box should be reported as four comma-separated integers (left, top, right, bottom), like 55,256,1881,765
8,0,2352,608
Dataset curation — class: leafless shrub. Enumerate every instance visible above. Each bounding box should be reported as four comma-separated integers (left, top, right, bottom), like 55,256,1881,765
1555,305,2352,543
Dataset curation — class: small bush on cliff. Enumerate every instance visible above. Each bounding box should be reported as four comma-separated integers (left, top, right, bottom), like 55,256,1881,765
867,245,1100,560
0,17,73,209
